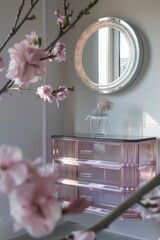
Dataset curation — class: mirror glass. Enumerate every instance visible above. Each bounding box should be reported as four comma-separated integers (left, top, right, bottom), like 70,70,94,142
74,17,143,94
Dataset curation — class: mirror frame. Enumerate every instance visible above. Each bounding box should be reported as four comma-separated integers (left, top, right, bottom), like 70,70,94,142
74,17,143,94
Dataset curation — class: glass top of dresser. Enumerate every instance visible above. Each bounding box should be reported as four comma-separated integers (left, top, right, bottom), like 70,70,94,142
51,134,156,142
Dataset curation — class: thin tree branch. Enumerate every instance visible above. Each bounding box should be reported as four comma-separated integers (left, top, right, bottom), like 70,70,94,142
0,80,14,95
45,0,99,51
63,0,69,16
14,0,40,36
0,0,99,96
0,0,40,52
87,173,160,233
12,0,26,30
56,173,160,240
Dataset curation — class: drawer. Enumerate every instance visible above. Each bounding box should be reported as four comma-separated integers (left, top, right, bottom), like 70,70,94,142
55,181,140,219
52,138,156,164
53,139,77,159
52,135,157,220
54,159,156,189
56,179,133,207
78,141,121,162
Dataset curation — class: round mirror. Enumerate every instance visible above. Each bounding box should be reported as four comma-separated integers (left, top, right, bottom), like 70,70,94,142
74,17,143,94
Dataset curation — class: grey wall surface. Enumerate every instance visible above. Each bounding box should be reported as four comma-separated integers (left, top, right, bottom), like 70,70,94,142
0,1,64,239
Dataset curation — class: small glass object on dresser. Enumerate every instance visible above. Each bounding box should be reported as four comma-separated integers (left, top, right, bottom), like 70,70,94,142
88,98,113,137
52,135,157,220
90,109,110,136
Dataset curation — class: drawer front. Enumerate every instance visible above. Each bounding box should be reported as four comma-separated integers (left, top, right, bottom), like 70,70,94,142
56,183,132,207
78,187,131,207
56,183,140,219
53,138,157,164
77,165,122,187
53,139,77,159
54,160,156,189
78,141,122,162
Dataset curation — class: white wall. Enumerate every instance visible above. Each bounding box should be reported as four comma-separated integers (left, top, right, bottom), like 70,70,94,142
0,1,64,239
60,1,160,239
0,1,45,238
63,0,160,140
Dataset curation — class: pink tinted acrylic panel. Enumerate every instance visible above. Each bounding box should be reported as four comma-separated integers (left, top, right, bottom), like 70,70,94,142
52,136,157,219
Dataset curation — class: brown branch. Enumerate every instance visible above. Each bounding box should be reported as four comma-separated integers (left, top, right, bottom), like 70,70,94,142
0,0,40,52
0,0,98,96
52,86,74,96
87,173,160,233
45,0,99,51
0,0,41,96
12,0,26,30
0,80,14,95
56,172,160,240
63,0,69,16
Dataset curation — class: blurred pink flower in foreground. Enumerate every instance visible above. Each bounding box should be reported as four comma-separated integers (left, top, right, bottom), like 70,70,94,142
0,144,90,238
9,172,61,238
66,198,89,214
6,32,47,85
0,145,28,193
0,56,5,72
137,186,160,222
36,85,53,102
56,85,69,107
72,231,95,240
62,198,89,215
0,144,62,238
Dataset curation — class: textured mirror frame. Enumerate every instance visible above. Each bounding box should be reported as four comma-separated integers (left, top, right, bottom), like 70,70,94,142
74,17,144,94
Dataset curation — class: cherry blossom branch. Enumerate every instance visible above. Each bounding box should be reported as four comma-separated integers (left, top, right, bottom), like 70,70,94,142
0,0,99,97
63,0,69,16
86,173,160,233
8,84,74,99
57,173,160,240
52,86,74,96
12,0,26,31
0,0,40,96
0,79,14,95
0,0,40,52
45,0,99,51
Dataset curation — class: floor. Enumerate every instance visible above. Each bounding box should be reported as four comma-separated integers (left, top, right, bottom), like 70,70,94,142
10,221,146,240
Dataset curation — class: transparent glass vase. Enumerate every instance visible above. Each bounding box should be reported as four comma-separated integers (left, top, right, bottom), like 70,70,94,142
90,109,110,137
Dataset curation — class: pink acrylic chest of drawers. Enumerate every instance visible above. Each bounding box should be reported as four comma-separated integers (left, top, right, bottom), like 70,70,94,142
51,135,157,219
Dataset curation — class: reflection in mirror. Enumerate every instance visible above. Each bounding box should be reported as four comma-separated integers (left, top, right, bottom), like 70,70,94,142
75,17,143,94
83,24,129,85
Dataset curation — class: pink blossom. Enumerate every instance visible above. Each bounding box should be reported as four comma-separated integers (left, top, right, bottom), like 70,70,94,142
0,144,23,163
9,171,61,238
36,85,53,102
72,231,95,240
6,39,47,85
0,56,5,72
25,31,39,45
63,198,89,215
55,86,69,107
136,184,160,221
54,9,65,25
97,98,113,112
49,41,66,63
137,196,160,221
0,145,29,193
